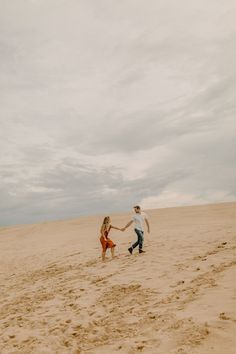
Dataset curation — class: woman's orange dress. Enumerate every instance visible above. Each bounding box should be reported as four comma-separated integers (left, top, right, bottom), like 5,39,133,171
100,226,116,251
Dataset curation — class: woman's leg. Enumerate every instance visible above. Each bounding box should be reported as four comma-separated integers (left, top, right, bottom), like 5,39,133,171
102,249,106,261
111,246,115,258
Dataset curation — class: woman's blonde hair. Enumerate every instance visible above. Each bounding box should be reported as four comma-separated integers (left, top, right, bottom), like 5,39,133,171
100,216,110,233
102,216,110,225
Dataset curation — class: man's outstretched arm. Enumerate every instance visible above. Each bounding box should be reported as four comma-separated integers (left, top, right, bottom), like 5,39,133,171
122,220,133,231
145,218,150,233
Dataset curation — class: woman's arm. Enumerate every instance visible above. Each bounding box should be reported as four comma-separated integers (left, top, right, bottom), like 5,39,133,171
110,225,122,231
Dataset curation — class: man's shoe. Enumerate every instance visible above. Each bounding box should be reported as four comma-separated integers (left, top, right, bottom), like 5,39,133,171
139,249,145,254
128,247,133,254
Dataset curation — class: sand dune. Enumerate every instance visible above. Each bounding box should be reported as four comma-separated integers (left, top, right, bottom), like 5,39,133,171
0,202,236,354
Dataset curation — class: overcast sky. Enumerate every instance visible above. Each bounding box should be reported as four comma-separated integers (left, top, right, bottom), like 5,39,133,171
0,0,236,226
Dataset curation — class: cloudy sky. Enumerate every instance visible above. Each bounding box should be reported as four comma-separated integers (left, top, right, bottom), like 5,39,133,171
0,0,236,226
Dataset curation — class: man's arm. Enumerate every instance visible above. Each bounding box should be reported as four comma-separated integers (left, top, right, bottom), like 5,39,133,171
145,218,150,233
122,220,133,231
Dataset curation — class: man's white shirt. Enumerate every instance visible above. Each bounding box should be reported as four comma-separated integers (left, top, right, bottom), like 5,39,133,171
132,212,148,231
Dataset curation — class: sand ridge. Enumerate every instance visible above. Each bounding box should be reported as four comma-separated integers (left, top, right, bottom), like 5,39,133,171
0,202,236,353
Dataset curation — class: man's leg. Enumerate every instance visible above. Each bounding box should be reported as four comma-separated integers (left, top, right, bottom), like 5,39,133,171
132,229,141,249
128,229,139,254
138,231,144,252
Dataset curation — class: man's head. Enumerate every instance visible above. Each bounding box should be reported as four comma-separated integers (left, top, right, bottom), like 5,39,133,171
133,205,141,213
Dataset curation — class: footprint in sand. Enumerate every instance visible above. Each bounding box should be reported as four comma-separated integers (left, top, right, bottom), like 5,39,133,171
64,251,81,258
170,280,185,288
217,242,227,249
219,312,236,322
85,259,99,267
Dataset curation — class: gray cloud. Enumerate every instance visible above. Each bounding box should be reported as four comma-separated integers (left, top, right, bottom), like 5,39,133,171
0,152,188,226
0,0,236,225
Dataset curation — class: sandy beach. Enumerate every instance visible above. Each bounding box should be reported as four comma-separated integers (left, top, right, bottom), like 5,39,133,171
0,202,236,354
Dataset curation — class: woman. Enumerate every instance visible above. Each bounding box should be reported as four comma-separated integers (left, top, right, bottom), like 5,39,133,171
100,216,122,261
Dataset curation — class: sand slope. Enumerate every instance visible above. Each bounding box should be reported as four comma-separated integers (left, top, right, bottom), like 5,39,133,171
0,202,236,354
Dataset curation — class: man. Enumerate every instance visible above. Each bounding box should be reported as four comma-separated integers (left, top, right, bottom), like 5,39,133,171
122,205,150,254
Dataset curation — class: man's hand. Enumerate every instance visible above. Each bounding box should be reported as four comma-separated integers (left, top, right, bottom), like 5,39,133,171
145,218,150,234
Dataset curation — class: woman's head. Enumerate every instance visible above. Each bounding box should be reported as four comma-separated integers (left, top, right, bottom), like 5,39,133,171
103,216,110,225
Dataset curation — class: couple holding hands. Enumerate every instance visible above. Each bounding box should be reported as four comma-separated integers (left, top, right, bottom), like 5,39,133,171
100,205,150,261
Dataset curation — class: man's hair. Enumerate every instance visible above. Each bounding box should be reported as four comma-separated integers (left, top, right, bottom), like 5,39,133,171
133,205,141,210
